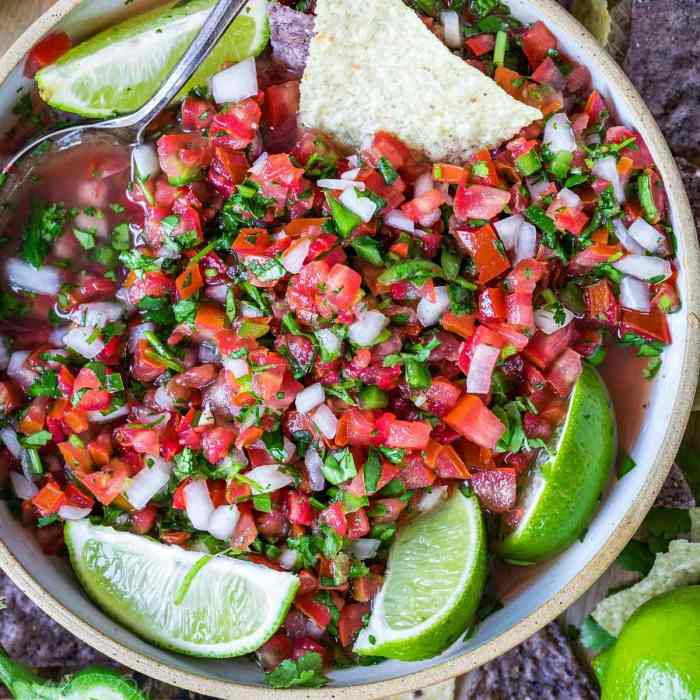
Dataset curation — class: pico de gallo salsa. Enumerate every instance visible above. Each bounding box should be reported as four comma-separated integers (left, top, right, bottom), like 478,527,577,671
0,0,679,681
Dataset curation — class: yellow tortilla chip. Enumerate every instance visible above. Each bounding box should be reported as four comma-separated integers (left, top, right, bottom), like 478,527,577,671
571,0,611,46
387,678,455,700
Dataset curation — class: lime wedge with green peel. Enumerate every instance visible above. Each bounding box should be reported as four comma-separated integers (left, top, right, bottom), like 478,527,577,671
498,364,616,565
36,0,269,118
354,490,487,661
65,520,298,657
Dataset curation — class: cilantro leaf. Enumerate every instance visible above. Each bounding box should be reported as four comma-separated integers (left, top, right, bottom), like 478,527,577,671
29,370,61,398
20,201,67,268
265,652,329,689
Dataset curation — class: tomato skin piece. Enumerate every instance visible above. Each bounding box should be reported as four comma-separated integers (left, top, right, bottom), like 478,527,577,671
287,490,314,526
444,395,506,450
456,225,511,285
324,264,362,311
621,307,671,344
339,603,370,647
522,324,576,370
547,348,583,396
521,21,558,69
32,480,66,516
211,98,262,149
294,594,332,630
479,287,507,321
65,483,94,509
131,505,158,535
319,502,347,536
584,279,620,326
25,32,71,78
80,460,129,506
454,185,510,221
346,508,371,539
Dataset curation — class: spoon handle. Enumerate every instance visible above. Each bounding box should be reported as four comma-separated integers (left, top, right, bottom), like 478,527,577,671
111,0,252,141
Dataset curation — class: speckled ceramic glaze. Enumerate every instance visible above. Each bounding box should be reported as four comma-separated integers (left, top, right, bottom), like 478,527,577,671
0,1,698,698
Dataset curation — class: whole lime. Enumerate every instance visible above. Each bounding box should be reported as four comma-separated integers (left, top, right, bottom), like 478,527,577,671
601,585,700,699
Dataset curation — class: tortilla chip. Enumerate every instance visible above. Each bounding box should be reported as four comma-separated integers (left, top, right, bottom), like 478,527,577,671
571,0,611,46
592,539,700,636
300,0,541,162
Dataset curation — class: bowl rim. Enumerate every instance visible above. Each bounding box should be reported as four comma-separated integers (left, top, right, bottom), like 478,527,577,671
1,0,699,697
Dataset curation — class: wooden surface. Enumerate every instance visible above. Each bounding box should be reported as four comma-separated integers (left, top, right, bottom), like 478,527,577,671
1,0,56,55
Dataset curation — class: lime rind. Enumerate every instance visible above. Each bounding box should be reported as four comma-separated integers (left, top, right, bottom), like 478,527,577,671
65,520,298,658
498,364,617,564
36,0,269,118
354,491,487,661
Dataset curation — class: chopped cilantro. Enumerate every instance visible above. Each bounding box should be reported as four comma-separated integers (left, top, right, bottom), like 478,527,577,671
20,201,67,268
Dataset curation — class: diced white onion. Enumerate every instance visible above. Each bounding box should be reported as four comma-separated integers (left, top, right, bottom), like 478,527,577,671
7,351,36,390
6,258,62,295
64,327,105,359
494,214,524,252
317,178,365,191
132,143,160,180
384,210,415,233
440,10,462,48
534,307,575,335
339,187,377,223
249,152,268,175
278,546,298,571
612,255,672,282
543,113,576,153
58,505,92,521
10,471,38,500
413,172,434,197
613,219,645,255
245,465,294,494
619,276,651,312
184,479,215,530
211,57,258,104
628,218,666,254
341,168,361,180
348,538,381,560
349,310,390,346
205,285,229,304
515,222,538,263
312,404,338,439
69,302,125,328
417,286,450,327
347,155,361,169
418,210,441,228
0,427,22,459
316,328,342,357
418,485,448,513
283,437,296,463
223,357,249,378
305,448,325,492
282,238,312,274
49,326,71,348
127,458,171,510
207,505,240,540
592,156,625,203
154,385,176,411
557,187,582,209
466,344,500,394
198,340,220,364
296,383,325,414
128,322,155,353
526,176,552,201
88,404,129,423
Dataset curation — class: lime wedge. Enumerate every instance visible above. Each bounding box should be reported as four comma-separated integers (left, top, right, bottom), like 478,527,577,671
65,520,298,657
498,364,616,565
354,490,487,661
36,0,269,118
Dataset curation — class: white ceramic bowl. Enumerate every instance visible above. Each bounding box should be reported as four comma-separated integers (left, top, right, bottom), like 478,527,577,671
0,1,699,697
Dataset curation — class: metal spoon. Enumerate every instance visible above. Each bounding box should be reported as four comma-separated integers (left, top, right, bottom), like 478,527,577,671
2,0,251,174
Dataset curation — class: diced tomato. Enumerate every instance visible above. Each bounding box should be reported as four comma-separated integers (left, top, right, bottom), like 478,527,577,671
531,57,565,89
231,502,258,550
131,505,158,535
494,66,523,98
605,126,654,170
522,324,576,370
19,397,47,435
181,95,214,131
195,303,227,340
25,32,72,78
259,633,293,671
444,395,506,449
346,508,370,539
319,502,347,536
88,431,113,466
202,426,236,465
287,490,314,526
454,185,510,221
294,594,332,630
32,480,66,516
652,282,681,313
584,279,620,326
72,367,110,411
456,225,511,285
367,131,411,169
479,287,507,321
0,380,24,415
434,444,470,479
547,348,582,396
337,409,375,447
80,460,129,506
469,468,517,512
425,377,461,417
338,603,370,647
621,307,671,344
521,21,558,69
401,189,448,221
466,34,496,56
211,98,262,149
584,90,609,124
175,261,204,300
263,81,300,131
325,264,362,311
440,312,476,339
385,419,432,450
157,133,212,186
